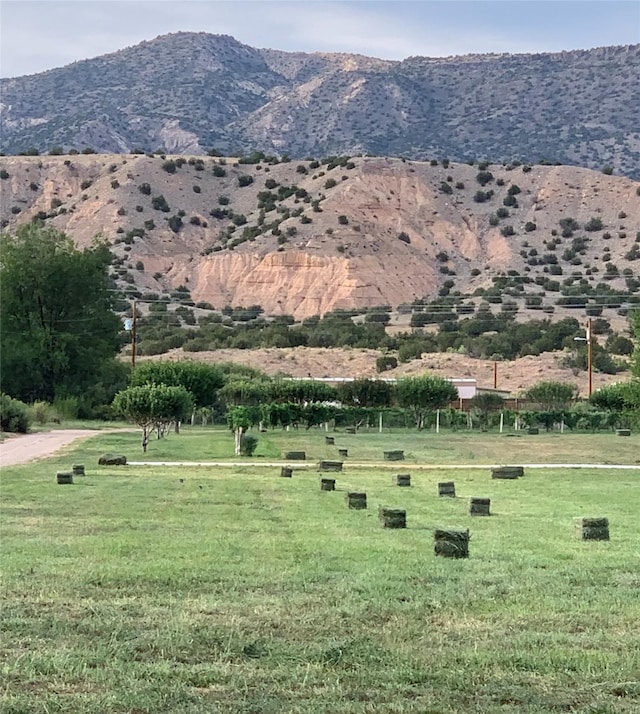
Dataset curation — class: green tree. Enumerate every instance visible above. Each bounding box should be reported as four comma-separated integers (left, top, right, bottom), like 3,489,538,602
113,384,193,452
525,381,578,410
0,224,122,406
395,374,458,429
130,361,224,409
339,379,394,408
471,392,505,427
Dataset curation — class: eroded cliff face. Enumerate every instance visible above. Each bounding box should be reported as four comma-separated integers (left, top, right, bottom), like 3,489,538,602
1,154,638,320
179,250,439,319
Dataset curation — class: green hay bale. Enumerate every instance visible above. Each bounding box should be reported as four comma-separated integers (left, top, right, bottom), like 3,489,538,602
379,507,406,529
383,450,404,461
320,478,336,491
319,460,343,472
491,466,523,479
72,464,85,477
396,473,411,487
438,481,456,497
338,448,348,458
56,471,74,485
325,436,335,445
469,498,491,516
434,529,470,558
346,492,367,510
280,467,293,478
284,451,306,460
98,453,126,466
576,517,610,540
616,429,631,436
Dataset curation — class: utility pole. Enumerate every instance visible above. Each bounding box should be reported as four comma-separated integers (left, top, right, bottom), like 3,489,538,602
131,300,137,369
586,317,593,397
574,318,593,397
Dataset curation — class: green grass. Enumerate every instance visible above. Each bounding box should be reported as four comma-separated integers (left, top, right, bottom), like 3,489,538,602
61,425,640,465
1,429,640,713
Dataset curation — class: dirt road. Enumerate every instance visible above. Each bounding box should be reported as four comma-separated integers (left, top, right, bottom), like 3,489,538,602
0,430,103,467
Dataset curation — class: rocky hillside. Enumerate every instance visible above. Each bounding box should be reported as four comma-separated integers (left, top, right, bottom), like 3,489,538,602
1,33,639,178
1,153,638,321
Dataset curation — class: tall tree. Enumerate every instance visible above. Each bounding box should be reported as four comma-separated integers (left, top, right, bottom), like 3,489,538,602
525,381,578,410
113,384,193,452
0,223,123,405
130,361,224,408
395,375,458,429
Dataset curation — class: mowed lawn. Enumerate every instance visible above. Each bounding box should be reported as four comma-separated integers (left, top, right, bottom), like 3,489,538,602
1,428,639,713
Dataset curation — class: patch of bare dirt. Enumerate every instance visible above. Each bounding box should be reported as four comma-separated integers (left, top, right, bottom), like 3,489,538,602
147,347,626,397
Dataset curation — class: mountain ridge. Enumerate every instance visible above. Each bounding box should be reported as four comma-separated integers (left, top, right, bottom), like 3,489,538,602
1,33,639,178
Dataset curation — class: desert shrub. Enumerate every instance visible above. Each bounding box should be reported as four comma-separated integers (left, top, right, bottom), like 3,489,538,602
239,433,258,456
376,355,398,373
0,394,31,433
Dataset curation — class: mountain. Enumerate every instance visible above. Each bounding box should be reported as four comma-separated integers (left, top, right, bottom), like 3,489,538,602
1,33,639,178
1,153,638,321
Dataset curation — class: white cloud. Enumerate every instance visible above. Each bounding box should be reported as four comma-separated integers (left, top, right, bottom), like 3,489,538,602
1,0,638,78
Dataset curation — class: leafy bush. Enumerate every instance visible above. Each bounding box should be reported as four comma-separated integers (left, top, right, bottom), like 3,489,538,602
239,433,258,456
151,195,170,212
476,171,494,186
376,355,398,372
0,393,31,433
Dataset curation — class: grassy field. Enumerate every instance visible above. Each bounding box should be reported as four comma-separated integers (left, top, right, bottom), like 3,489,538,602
1,427,639,713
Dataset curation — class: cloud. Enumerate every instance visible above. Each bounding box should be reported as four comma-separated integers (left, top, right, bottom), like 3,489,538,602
1,0,638,78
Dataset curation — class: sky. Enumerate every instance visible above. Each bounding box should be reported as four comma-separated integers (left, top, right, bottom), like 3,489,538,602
1,0,639,78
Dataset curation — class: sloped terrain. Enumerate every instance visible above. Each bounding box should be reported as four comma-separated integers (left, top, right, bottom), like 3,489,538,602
1,153,638,321
1,33,639,177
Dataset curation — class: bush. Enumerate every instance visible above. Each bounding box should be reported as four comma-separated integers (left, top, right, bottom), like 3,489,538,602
238,175,254,187
240,433,258,456
476,171,494,186
0,393,31,433
376,355,398,373
28,400,53,425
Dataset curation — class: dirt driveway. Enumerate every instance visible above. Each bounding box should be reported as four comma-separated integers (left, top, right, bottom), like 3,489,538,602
0,430,104,467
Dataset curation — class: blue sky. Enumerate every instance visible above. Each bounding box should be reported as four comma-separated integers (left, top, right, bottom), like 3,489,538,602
1,0,638,78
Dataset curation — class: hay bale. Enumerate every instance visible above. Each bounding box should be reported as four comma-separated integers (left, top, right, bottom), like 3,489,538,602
346,492,367,509
345,426,356,434
319,460,343,472
434,529,470,558
338,448,348,458
576,517,609,541
325,436,335,445
491,466,523,479
616,429,631,437
98,453,127,466
72,464,86,477
469,497,491,516
396,473,411,487
280,467,293,478
379,507,406,529
438,481,456,497
56,471,74,485
284,451,306,460
320,478,336,491
383,450,404,461
527,427,539,435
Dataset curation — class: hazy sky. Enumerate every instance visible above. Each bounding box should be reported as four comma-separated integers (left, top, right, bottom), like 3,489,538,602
1,0,638,78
